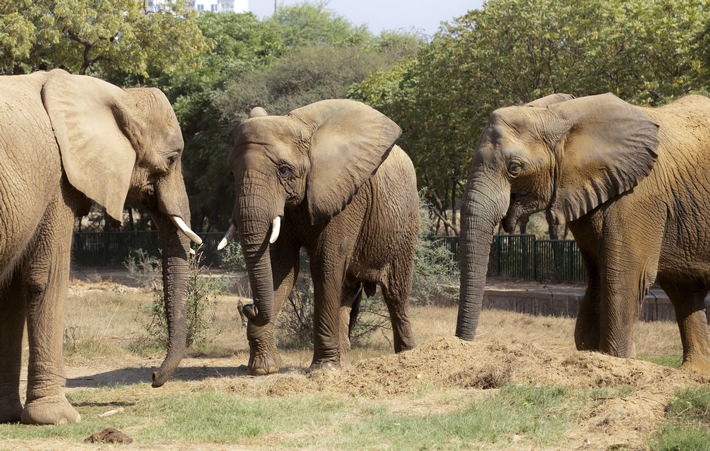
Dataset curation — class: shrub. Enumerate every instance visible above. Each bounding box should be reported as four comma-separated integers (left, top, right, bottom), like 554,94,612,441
219,240,245,272
412,196,460,305
124,248,162,290
141,247,222,349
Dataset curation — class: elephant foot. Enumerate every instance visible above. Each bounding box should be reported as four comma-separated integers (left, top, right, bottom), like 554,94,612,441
0,398,22,423
21,395,81,425
247,349,283,376
681,355,710,376
308,361,340,373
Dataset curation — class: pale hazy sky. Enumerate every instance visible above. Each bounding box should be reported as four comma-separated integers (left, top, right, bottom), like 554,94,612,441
249,1,486,37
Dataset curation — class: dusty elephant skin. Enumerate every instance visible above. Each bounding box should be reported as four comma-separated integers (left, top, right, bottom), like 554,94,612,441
221,99,419,375
0,69,201,425
457,92,710,375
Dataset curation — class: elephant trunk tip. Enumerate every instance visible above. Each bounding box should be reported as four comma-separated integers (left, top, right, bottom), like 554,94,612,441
242,303,270,327
151,368,172,388
456,331,476,342
151,353,184,388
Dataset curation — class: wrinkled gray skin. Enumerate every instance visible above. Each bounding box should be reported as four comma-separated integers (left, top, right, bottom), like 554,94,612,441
458,92,710,375
0,69,197,425
227,100,419,375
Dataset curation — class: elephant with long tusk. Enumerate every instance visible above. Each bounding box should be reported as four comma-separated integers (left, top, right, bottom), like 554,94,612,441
0,69,200,425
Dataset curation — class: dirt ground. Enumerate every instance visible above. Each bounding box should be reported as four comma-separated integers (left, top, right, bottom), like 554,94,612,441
8,275,710,450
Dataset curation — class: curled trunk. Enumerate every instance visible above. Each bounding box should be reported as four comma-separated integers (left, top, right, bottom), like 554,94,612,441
239,218,274,327
150,213,191,387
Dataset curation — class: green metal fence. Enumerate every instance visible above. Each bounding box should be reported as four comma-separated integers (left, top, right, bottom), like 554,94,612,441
71,231,225,267
72,231,587,283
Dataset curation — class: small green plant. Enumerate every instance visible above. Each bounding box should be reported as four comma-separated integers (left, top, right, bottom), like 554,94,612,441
124,248,162,290
276,275,389,349
219,240,245,272
412,196,460,305
142,247,222,349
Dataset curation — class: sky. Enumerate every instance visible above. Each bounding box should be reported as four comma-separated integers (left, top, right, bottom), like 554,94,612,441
248,0,486,37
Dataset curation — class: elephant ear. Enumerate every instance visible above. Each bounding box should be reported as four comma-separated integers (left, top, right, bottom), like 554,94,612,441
525,93,574,108
42,69,136,224
292,99,402,224
547,93,659,223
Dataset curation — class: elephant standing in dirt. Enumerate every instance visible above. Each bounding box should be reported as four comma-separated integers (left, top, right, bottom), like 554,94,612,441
0,69,202,425
219,100,419,375
457,92,710,374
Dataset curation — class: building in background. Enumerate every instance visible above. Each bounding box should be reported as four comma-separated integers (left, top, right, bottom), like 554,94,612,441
145,0,249,13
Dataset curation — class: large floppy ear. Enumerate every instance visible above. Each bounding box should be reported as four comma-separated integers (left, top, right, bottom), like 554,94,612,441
525,93,574,108
546,93,659,223
291,99,402,224
42,69,136,224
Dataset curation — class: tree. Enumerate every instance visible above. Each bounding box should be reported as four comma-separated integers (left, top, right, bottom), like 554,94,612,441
266,1,370,48
353,0,710,236
0,0,208,76
150,12,284,231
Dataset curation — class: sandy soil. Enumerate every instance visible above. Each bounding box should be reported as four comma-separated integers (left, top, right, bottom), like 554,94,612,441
8,277,709,450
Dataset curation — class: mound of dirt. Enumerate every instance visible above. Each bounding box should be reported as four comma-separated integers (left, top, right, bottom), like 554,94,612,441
211,337,707,449
220,337,702,398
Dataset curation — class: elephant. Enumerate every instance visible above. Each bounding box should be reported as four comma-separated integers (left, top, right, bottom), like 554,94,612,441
218,99,419,375
457,92,710,374
0,69,202,425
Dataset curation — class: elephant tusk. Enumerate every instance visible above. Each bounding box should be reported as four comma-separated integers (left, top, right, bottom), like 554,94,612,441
217,224,237,251
269,216,281,244
170,216,203,245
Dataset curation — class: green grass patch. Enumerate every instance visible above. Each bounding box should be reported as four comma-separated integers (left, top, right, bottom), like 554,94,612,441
651,386,710,451
315,385,579,450
638,353,683,368
0,388,350,446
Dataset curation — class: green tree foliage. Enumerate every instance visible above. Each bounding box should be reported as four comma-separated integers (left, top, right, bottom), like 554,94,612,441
267,1,370,48
148,12,284,231
353,0,710,236
0,0,208,76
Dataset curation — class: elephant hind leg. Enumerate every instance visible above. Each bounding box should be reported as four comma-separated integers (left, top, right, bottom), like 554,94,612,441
380,259,416,354
0,270,25,423
659,278,710,375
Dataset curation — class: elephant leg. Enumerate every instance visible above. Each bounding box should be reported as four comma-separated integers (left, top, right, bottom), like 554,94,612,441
338,278,363,358
246,243,298,376
309,262,345,371
0,270,25,423
381,257,416,353
574,251,601,351
21,204,80,425
658,278,710,374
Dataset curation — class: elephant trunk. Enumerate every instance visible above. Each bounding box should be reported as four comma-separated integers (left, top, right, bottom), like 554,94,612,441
238,188,279,327
456,177,509,341
150,213,191,388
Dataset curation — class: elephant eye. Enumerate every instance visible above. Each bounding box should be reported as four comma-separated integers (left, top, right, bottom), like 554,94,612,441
507,161,523,177
278,164,294,178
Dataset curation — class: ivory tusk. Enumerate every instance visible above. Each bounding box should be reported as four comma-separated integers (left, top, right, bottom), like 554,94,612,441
217,224,237,251
170,216,203,245
269,216,281,244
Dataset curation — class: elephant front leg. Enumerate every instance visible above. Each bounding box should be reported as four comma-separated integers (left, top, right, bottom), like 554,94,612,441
309,268,344,371
21,210,80,425
0,272,25,423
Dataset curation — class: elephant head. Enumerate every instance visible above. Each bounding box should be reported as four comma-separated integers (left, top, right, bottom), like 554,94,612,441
42,69,201,386
220,99,401,327
457,93,659,340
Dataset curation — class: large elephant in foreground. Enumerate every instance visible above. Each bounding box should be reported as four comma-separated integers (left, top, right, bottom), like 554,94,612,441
0,69,202,425
219,100,419,375
457,92,710,374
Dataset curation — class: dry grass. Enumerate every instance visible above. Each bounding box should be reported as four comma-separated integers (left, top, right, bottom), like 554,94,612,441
6,276,707,450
